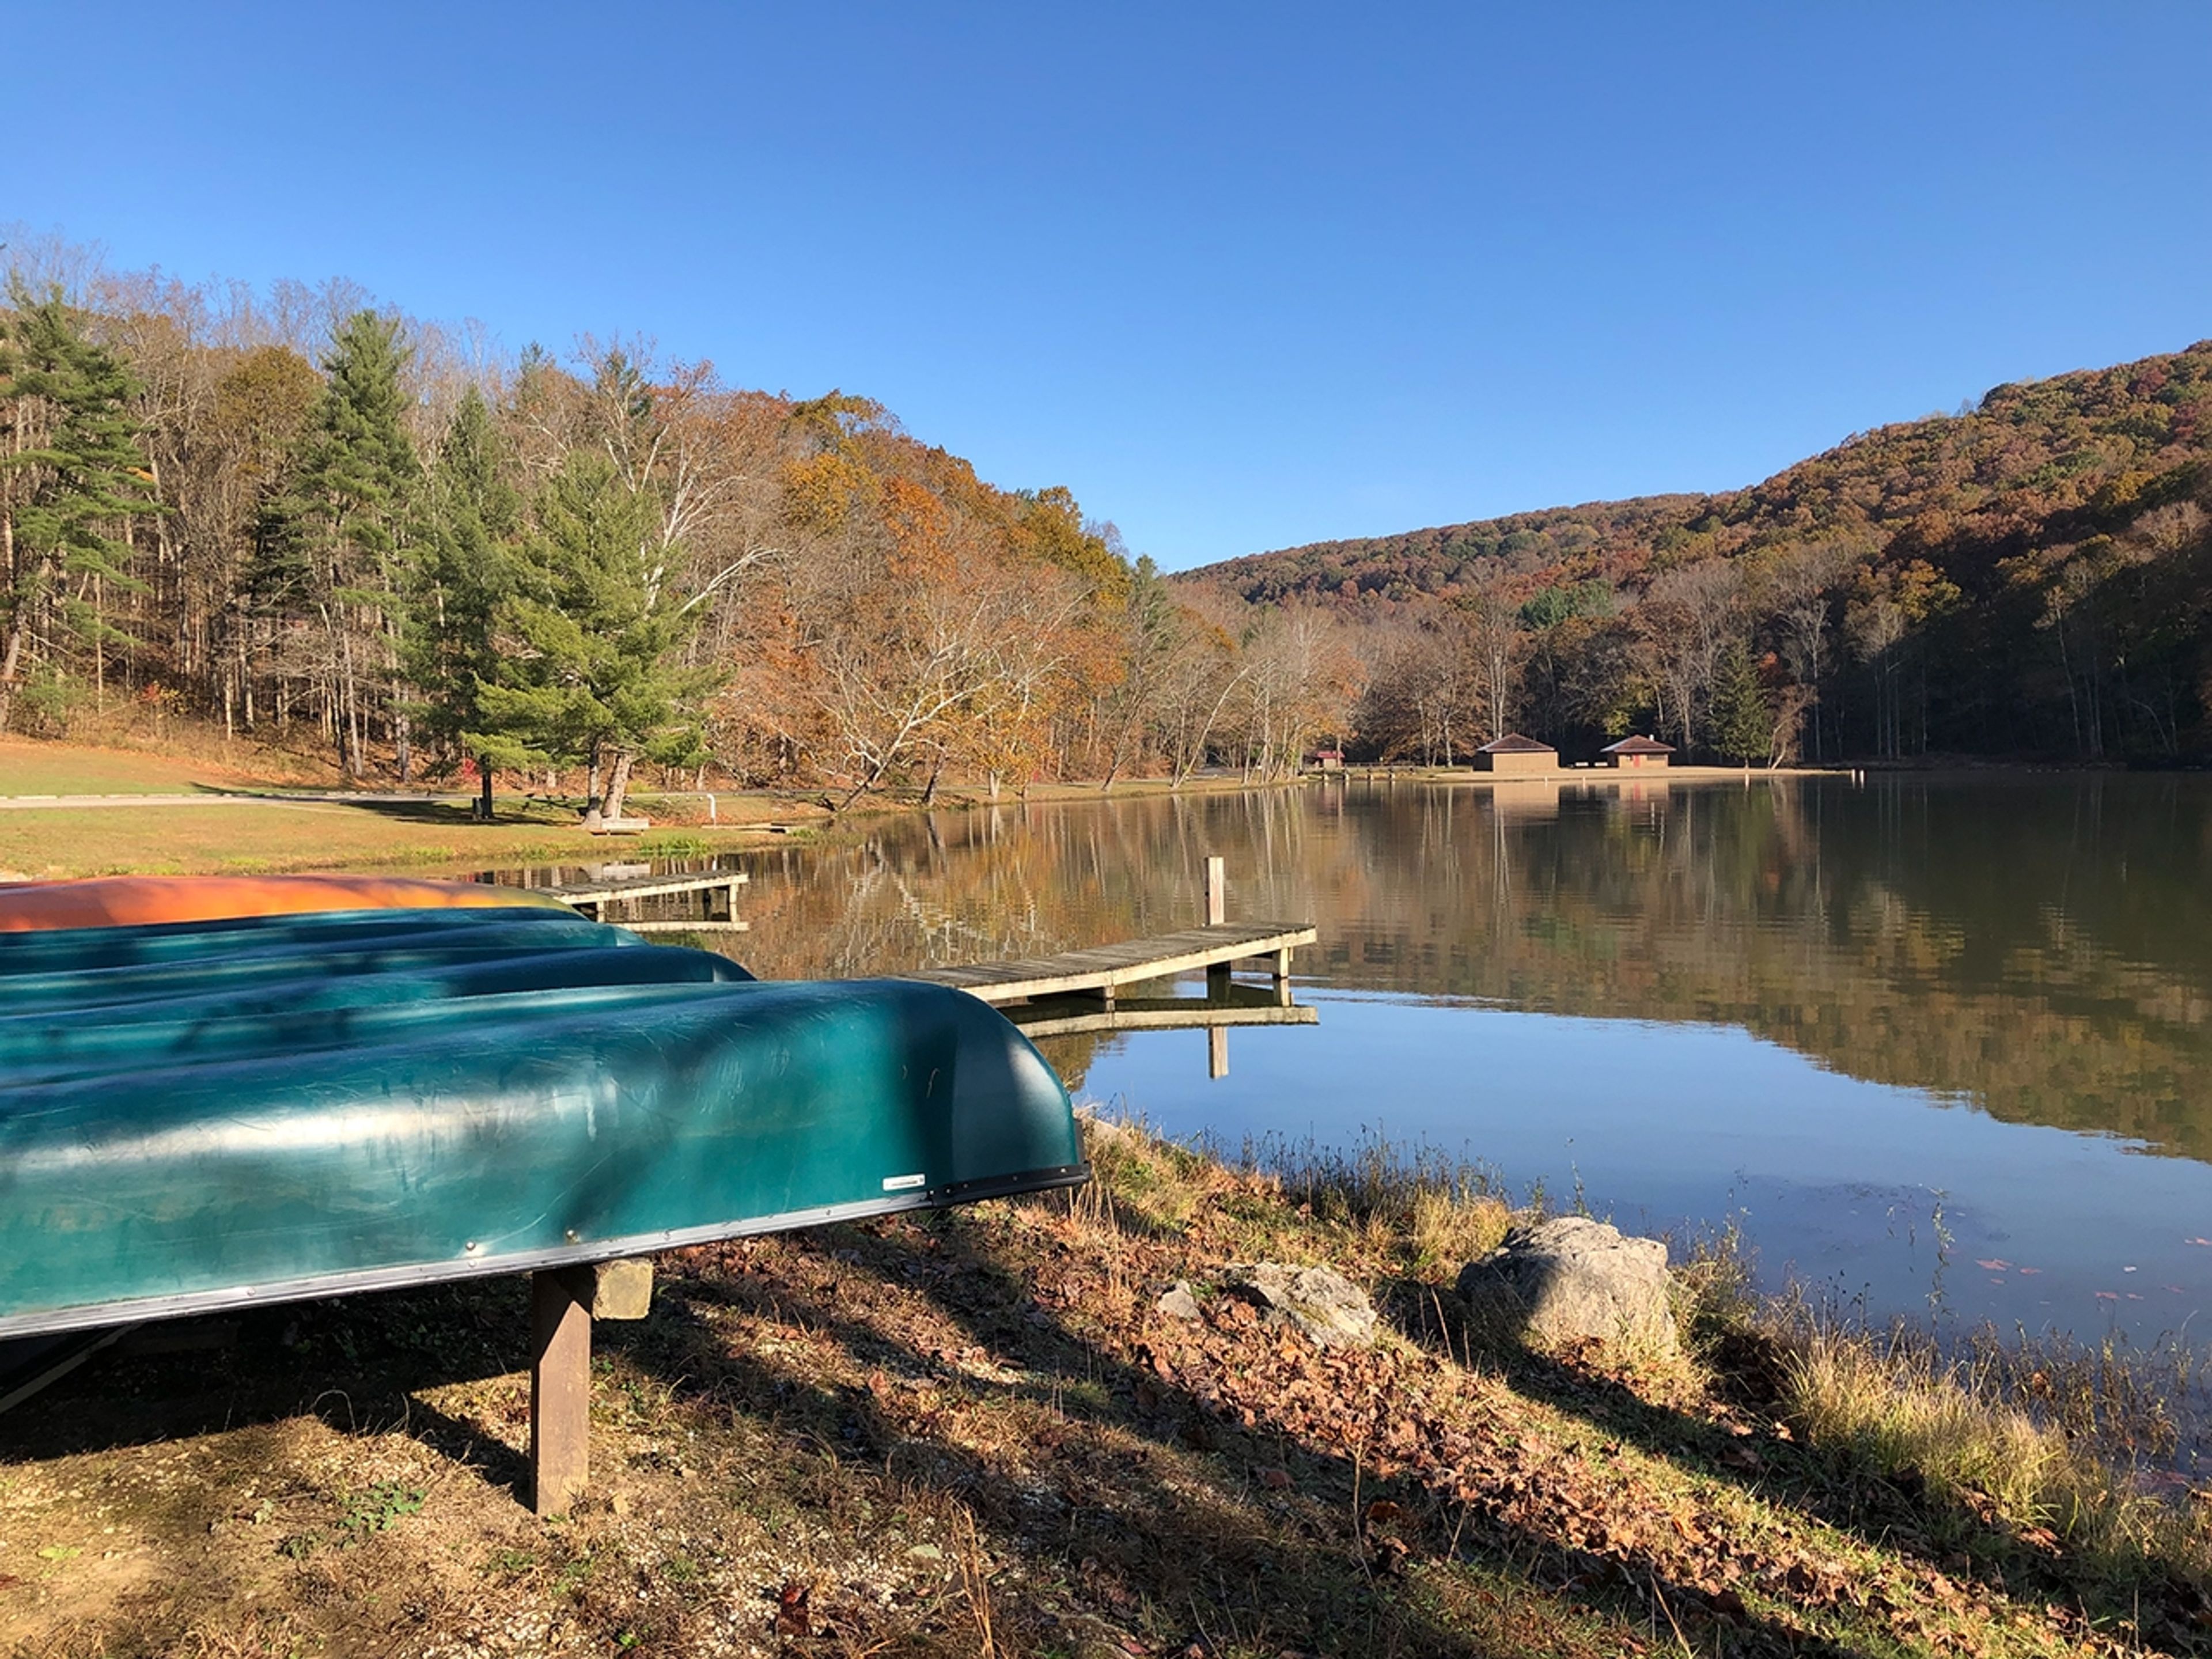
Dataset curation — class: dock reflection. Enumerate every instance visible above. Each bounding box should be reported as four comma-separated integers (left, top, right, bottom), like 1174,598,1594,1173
1005,982,1318,1079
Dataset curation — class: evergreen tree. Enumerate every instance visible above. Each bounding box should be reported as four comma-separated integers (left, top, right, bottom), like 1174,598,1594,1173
407,388,520,819
1709,638,1774,765
0,282,156,733
257,310,421,778
473,453,716,823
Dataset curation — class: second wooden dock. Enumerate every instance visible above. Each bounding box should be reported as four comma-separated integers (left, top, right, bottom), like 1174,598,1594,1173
533,870,751,933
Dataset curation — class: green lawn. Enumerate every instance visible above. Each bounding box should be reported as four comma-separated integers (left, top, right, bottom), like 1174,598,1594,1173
0,737,287,796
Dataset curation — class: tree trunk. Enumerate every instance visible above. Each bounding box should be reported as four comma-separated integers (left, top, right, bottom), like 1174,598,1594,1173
0,552,55,734
0,612,29,735
336,622,365,779
600,751,636,824
478,757,495,822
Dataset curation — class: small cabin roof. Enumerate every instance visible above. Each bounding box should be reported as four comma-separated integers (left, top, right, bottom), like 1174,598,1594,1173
1601,734,1676,755
1477,733,1556,755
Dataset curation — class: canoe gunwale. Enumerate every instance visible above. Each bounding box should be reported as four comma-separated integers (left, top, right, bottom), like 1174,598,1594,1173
0,1162,1090,1342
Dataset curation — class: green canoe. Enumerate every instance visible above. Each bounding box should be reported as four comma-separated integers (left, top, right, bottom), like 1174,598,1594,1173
0,906,1084,1340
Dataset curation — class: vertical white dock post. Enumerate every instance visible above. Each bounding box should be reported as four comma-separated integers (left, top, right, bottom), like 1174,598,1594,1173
1204,857,1231,999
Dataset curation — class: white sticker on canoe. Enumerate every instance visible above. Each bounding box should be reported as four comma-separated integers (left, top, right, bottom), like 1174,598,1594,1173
882,1172,927,1192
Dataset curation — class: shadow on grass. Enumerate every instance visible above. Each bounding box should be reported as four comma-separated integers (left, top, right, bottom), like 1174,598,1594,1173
9,1210,2153,1656
0,1280,528,1463
599,1215,1883,1657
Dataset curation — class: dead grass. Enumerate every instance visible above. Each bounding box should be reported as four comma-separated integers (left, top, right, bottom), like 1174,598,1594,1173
3,1120,2208,1657
0,797,827,881
1781,1326,2212,1581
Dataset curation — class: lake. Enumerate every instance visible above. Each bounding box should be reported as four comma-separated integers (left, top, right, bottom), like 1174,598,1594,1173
601,773,2212,1344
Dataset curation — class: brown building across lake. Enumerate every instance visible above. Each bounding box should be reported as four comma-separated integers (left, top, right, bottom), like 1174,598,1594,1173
1601,734,1675,770
1474,734,1558,775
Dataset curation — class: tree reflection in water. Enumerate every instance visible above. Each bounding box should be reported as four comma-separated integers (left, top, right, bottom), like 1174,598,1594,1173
704,774,2212,1337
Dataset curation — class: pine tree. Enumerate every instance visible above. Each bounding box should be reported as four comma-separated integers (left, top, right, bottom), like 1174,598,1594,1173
1709,639,1773,766
257,310,421,778
0,282,156,733
407,388,520,819
472,453,716,823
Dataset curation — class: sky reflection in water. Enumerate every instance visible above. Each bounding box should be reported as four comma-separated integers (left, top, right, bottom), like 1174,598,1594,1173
1074,990,2212,1343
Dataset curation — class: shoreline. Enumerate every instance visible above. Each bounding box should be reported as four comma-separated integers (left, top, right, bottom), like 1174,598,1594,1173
7,730,2199,885
2,1116,2203,1656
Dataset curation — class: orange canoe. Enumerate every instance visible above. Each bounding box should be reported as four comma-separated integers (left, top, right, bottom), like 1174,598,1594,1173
0,874,568,934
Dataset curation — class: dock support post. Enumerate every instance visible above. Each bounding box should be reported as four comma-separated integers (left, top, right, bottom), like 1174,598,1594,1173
528,1259,655,1516
1273,946,1293,1007
1205,857,1232,998
1208,1025,1229,1079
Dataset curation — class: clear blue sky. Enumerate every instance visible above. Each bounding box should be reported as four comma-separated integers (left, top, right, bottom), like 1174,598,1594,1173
6,3,2207,570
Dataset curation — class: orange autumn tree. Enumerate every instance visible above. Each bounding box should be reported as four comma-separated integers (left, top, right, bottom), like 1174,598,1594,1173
760,412,1131,806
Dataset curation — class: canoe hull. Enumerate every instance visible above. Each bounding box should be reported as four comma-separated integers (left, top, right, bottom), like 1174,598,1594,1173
0,909,1083,1339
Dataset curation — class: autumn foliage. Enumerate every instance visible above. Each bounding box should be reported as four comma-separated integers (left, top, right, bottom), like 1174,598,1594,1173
1195,343,2212,763
0,240,1312,803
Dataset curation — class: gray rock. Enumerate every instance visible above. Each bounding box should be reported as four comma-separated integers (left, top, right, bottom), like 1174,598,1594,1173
1222,1262,1377,1349
1156,1281,1204,1322
1457,1217,1677,1352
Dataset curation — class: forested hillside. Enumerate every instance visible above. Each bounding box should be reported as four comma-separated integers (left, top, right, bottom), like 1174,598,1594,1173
9,228,2205,787
1192,344,2212,765
0,236,1346,806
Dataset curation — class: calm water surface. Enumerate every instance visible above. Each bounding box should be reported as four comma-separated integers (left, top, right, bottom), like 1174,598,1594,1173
596,775,2212,1343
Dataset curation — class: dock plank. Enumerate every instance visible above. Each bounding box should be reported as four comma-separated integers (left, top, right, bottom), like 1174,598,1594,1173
905,921,1315,1006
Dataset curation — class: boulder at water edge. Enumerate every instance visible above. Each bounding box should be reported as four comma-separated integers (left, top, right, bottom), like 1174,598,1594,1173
1456,1217,1678,1353
1221,1263,1378,1349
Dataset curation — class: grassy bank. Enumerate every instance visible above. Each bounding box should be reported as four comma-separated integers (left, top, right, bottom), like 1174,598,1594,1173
5,1119,2206,1658
0,798,830,881
0,735,1316,880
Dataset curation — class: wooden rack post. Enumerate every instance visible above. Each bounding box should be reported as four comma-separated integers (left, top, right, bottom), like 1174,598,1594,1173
528,1271,591,1517
528,1259,654,1516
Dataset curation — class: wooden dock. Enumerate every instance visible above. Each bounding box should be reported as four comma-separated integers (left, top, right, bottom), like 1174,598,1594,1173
533,870,751,933
906,919,1315,1006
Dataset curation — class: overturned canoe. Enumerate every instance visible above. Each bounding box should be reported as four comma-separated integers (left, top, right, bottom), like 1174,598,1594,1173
0,896,1084,1340
0,873,571,933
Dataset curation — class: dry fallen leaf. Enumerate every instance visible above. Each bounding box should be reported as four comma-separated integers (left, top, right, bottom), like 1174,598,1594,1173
775,1578,811,1637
